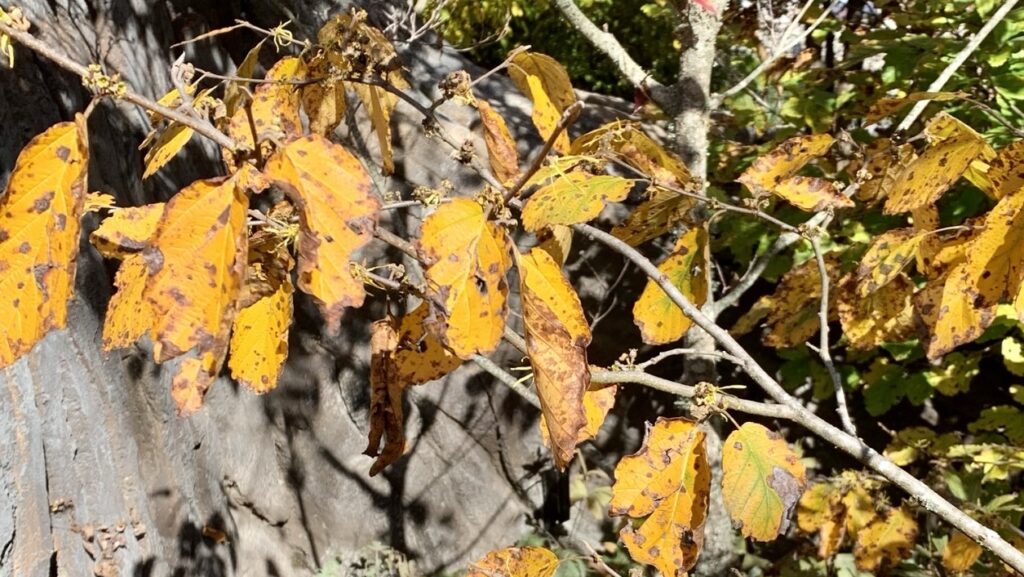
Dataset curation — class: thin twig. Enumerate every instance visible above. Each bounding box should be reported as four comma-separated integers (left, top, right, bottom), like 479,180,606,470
472,354,541,408
809,236,856,436
895,0,1021,133
504,101,584,202
635,347,743,371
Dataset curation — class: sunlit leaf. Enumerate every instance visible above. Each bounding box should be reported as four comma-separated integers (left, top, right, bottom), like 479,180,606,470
611,187,694,246
170,350,221,416
226,56,305,153
467,547,559,577
838,273,915,349
988,141,1024,199
737,134,834,195
477,99,521,184
392,303,461,386
90,203,165,259
521,173,633,231
509,51,576,154
536,225,573,264
796,481,846,558
301,53,347,136
352,83,401,175
541,381,617,447
962,187,1024,308
101,254,152,351
855,228,925,296
916,264,997,360
633,226,708,344
228,277,292,394
143,122,194,179
771,176,853,212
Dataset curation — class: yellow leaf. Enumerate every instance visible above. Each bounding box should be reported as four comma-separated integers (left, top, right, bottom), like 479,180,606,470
517,248,591,469
226,56,305,152
572,121,692,189
855,228,925,296
521,173,633,231
883,113,989,214
989,141,1024,199
224,40,265,118
143,122,195,179
916,264,996,360
509,52,575,154
144,170,250,366
608,418,710,577
855,139,917,205
611,187,694,246
796,481,846,558
477,99,521,184
760,256,838,348
854,506,918,572
536,225,572,264
0,119,88,367
392,303,461,386
352,83,400,175
90,203,165,259
737,134,834,195
841,478,878,533
365,317,406,476
83,192,116,213
101,254,152,351
418,198,512,358
264,135,380,334
866,91,965,124
838,273,915,349
228,277,292,393
942,531,983,573
963,188,1024,308
171,349,221,416
301,54,347,136
633,226,708,345
722,422,807,541
541,381,617,447
772,176,853,212
467,547,559,577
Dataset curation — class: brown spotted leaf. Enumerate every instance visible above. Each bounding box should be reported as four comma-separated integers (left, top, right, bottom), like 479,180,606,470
854,506,918,572
916,264,996,360
0,119,88,367
365,317,406,476
611,187,695,246
90,203,165,259
722,422,807,541
517,248,590,470
772,176,853,212
633,226,708,345
102,254,153,351
988,141,1024,199
866,91,965,124
838,273,915,349
226,56,305,153
171,349,222,416
572,121,692,189
301,53,347,136
536,225,573,264
142,122,195,180
942,531,983,573
228,277,292,394
797,481,846,558
467,547,559,577
856,228,925,296
758,256,839,348
477,99,521,184
737,134,834,195
418,198,512,359
521,173,633,231
854,138,917,205
509,51,575,154
609,418,710,577
264,135,380,334
541,380,617,447
962,187,1024,308
393,303,461,386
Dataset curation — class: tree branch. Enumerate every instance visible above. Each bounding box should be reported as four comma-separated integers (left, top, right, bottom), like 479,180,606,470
808,235,856,436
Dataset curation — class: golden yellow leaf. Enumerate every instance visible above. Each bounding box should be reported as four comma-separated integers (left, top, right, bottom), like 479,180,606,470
841,478,878,533
517,248,591,469
143,122,195,179
521,173,633,231
771,176,853,212
541,381,617,447
0,119,88,367
722,422,807,541
796,481,846,558
352,83,400,175
942,531,983,573
759,256,838,348
301,54,347,136
633,226,708,345
737,134,834,195
916,264,996,360
855,228,925,296
608,418,710,577
854,506,918,572
171,349,221,416
988,141,1024,199
536,225,572,264
963,188,1024,308
572,121,692,189
226,56,305,152
838,273,915,349
264,135,380,334
101,254,152,351
509,52,575,154
228,277,292,394
883,113,989,214
477,99,521,184
224,40,265,118
90,203,165,259
144,171,250,365
392,303,461,386
418,198,512,358
467,547,559,577
611,187,694,246
855,139,917,205
83,192,116,213
365,317,406,476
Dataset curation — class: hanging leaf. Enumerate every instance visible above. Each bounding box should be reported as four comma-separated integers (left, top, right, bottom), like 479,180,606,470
228,278,293,394
476,99,521,184
365,317,406,476
224,40,265,118
612,187,695,246
467,547,559,577
942,531,983,573
633,226,708,344
771,176,853,212
143,170,251,368
608,418,710,577
101,254,152,351
301,53,347,136
722,422,807,541
536,225,573,264
883,113,989,214
226,56,305,153
392,303,462,386
572,121,693,189
988,141,1024,199
855,139,917,205
143,123,195,179
418,198,512,358
962,187,1024,308
737,134,834,195
853,506,918,571
541,381,617,447
756,256,838,348
855,228,925,296
865,91,965,124
0,119,88,368
171,349,221,416
90,203,165,259
916,264,996,360
264,135,380,334
838,273,915,349
352,83,400,175
517,248,591,469
509,51,576,154
796,481,846,558
521,173,633,231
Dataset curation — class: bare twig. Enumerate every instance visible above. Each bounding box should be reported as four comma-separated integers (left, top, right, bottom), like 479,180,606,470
808,236,856,436
635,347,743,370
504,101,584,202
895,0,1021,133
471,354,541,408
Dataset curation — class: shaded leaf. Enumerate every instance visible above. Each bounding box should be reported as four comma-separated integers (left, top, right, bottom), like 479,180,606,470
467,547,559,577
477,99,521,184
90,203,165,259
393,303,461,386
611,187,694,246
264,135,380,334
853,506,918,572
536,225,572,264
228,277,292,393
797,481,846,558
418,198,512,359
855,139,917,205
866,91,965,124
301,53,347,136
942,531,983,573
223,40,265,118
722,422,807,541
101,254,152,351
509,51,575,153
352,83,401,175
609,418,710,577
737,134,834,195
572,121,692,189
517,248,591,469
760,256,838,348
143,123,195,179
521,173,633,231
365,317,405,476
633,226,708,344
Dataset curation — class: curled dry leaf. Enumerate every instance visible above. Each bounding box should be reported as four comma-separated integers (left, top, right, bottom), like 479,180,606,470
418,198,512,359
0,119,88,368
737,134,834,195
633,226,708,345
365,317,405,476
264,135,380,334
90,203,165,259
517,248,591,469
853,506,918,572
722,422,807,541
352,83,401,175
476,99,521,184
608,418,710,577
223,40,264,119
521,173,633,231
466,546,559,577
509,51,576,154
